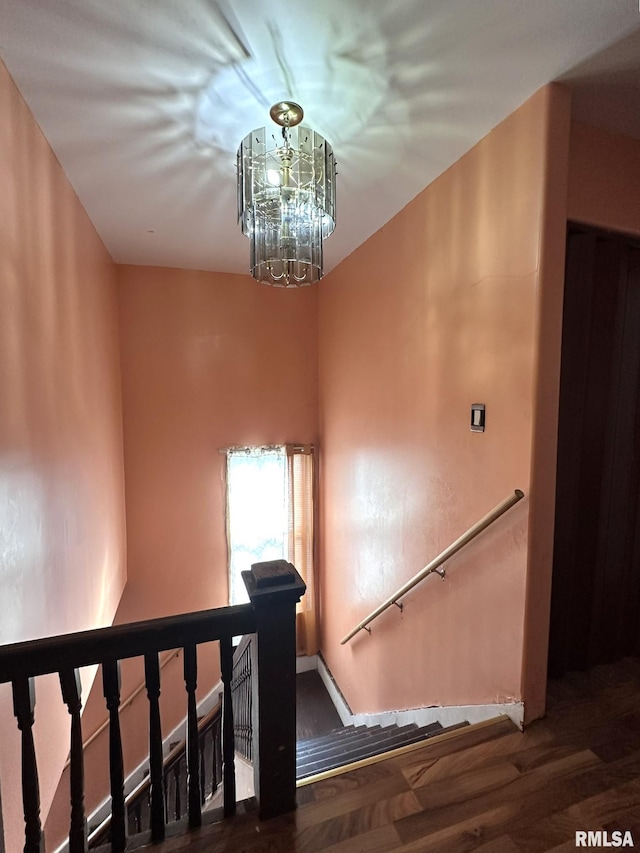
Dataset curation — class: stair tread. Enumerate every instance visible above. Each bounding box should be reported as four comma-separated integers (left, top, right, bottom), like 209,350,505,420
297,722,438,756
296,725,373,751
297,732,439,778
297,723,425,756
296,722,445,776
296,724,421,759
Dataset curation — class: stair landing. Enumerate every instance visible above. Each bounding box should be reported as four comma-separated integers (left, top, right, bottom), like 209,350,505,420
296,669,342,740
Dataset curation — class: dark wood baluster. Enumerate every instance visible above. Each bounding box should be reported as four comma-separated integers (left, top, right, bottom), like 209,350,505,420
220,637,236,817
132,801,141,835
144,652,166,841
214,709,223,790
12,677,44,853
183,644,201,828
206,726,213,799
245,650,250,756
141,789,151,833
247,660,253,761
232,641,252,762
199,730,206,804
59,669,87,853
173,764,181,821
102,660,127,852
244,648,252,760
234,659,244,757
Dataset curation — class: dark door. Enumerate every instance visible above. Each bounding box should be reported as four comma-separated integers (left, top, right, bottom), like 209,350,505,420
548,224,640,677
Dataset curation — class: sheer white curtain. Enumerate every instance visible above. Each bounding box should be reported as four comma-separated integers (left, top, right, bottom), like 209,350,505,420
225,444,317,654
226,446,287,606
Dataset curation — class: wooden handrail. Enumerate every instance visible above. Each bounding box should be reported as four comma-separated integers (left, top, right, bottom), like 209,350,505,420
0,603,256,682
341,489,525,644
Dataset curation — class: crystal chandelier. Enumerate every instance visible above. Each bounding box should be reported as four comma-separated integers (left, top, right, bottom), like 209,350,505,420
237,101,336,287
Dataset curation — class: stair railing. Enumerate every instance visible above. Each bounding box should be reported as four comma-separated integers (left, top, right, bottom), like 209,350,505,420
87,702,223,847
341,489,525,644
0,560,305,853
66,650,180,768
231,634,253,764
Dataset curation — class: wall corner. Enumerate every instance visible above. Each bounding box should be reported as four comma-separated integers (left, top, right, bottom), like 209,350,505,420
521,83,572,724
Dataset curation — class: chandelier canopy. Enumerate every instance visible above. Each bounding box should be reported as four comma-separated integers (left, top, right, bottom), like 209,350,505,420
237,101,336,287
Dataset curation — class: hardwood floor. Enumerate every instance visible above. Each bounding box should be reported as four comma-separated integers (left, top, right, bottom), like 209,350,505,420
152,658,640,852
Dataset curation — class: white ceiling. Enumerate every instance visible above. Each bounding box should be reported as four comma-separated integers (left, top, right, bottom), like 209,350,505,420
1,0,639,277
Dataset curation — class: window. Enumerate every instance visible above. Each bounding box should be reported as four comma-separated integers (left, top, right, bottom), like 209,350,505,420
224,444,317,654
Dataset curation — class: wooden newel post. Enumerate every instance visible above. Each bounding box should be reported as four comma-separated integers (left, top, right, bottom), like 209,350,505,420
242,560,306,821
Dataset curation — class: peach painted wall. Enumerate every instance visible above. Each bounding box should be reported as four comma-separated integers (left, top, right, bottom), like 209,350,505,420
44,265,319,846
0,58,126,851
115,264,318,620
46,240,319,848
318,85,570,719
568,121,640,238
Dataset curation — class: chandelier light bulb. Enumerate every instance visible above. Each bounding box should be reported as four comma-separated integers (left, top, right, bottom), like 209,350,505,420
237,101,337,287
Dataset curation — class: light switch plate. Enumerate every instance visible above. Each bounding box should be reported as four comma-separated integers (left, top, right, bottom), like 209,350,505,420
471,403,485,432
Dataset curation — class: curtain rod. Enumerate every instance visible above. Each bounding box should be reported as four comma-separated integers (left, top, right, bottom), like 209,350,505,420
218,444,315,454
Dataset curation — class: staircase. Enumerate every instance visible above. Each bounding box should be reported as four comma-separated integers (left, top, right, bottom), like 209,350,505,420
0,561,306,853
296,719,469,780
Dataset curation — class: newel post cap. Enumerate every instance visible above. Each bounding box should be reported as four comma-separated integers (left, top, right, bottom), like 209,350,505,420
241,560,306,607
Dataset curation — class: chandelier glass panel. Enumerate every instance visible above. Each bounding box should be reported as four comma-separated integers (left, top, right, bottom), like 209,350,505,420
237,102,336,287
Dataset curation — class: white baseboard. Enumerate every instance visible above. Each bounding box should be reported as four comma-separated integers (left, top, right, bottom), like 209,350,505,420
315,654,525,731
296,654,318,673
